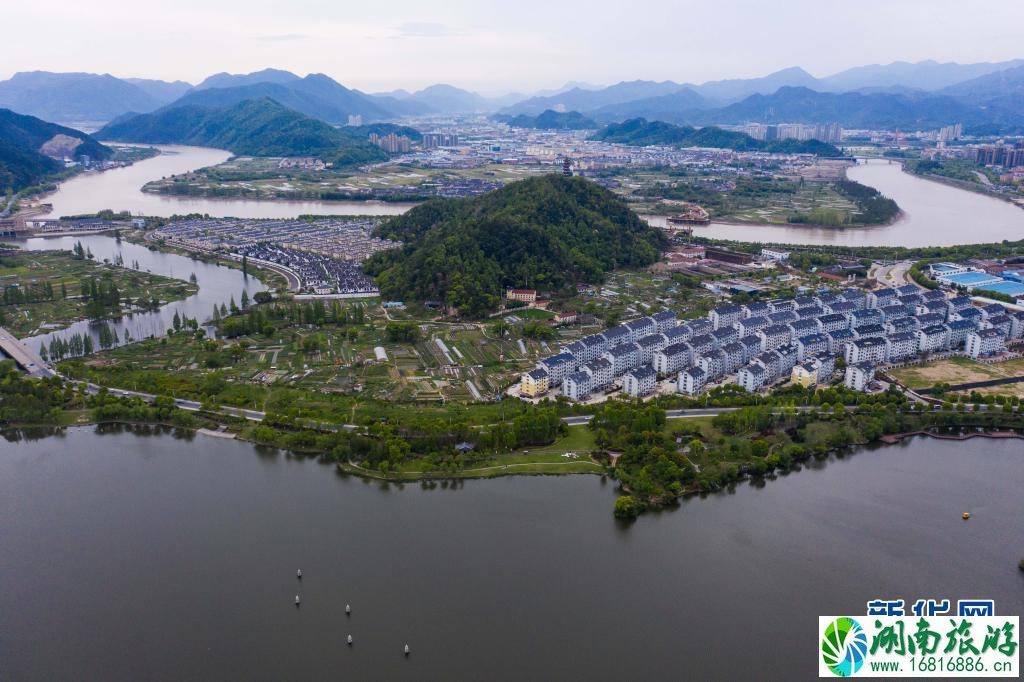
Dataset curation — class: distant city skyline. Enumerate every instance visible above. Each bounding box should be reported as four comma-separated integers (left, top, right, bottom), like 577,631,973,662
3,0,1023,93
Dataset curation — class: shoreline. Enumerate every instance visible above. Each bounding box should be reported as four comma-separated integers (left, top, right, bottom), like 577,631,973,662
141,184,424,207
13,146,162,221
903,167,1024,210
879,429,1024,444
336,457,604,481
5,409,1022,508
122,231,289,292
704,210,905,231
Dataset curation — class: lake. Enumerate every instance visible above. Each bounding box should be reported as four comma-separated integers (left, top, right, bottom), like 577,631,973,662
1,427,1021,680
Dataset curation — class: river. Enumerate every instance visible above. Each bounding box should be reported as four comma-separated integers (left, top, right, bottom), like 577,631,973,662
0,427,1021,680
40,144,411,219
17,234,265,355
39,145,1024,246
649,158,1024,247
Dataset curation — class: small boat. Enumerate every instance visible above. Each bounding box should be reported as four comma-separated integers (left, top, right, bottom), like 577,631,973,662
404,644,410,656
294,595,301,606
347,635,353,646
296,569,302,579
962,511,971,520
345,604,351,615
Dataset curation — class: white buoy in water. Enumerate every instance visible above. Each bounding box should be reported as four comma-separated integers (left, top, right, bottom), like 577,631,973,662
345,604,351,615
347,635,353,646
297,569,302,579
404,644,410,656
295,595,301,606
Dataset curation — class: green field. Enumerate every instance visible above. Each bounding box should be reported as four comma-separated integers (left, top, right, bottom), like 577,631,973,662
141,161,550,201
338,426,603,480
890,357,1024,399
614,167,865,225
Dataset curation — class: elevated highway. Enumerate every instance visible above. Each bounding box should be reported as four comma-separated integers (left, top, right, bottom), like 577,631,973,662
0,327,53,378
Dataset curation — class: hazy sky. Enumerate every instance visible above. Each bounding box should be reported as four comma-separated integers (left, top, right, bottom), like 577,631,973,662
3,0,1022,93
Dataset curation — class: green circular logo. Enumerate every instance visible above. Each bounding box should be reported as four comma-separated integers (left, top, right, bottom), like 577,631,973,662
821,617,868,677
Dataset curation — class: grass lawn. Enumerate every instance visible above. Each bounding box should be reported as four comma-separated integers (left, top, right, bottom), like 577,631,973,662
891,357,1024,389
506,307,555,320
521,424,596,454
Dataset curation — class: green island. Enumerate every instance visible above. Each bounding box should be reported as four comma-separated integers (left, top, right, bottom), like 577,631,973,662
139,159,534,202
623,165,900,226
0,246,197,338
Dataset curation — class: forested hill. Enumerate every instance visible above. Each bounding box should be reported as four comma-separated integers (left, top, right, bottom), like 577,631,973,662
503,109,597,130
364,175,667,317
0,108,111,193
590,118,842,156
96,98,387,167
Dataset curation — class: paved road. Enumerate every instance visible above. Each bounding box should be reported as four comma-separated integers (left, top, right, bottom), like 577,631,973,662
0,327,53,378
562,407,742,426
872,260,914,287
142,232,302,291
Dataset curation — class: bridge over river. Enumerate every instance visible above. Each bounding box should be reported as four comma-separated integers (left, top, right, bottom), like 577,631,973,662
0,327,53,378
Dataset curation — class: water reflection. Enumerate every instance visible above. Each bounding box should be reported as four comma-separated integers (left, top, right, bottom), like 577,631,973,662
1,426,66,443
18,234,265,355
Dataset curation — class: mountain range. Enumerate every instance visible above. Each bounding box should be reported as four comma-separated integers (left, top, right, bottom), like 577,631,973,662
96,98,386,167
2,58,1024,132
676,85,1022,131
0,72,187,126
0,108,111,193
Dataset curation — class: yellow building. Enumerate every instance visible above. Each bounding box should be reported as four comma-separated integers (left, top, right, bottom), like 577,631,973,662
506,288,537,304
791,362,818,388
520,368,550,397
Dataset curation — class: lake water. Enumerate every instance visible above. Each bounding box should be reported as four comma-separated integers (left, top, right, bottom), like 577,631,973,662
41,145,411,219
17,234,264,354
1,427,1021,680
651,158,1024,247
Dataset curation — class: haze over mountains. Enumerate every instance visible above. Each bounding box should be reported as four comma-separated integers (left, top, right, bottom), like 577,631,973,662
1,58,1023,135
0,108,111,193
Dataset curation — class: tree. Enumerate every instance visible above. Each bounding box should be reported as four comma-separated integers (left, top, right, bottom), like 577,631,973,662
613,495,643,520
385,322,420,343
